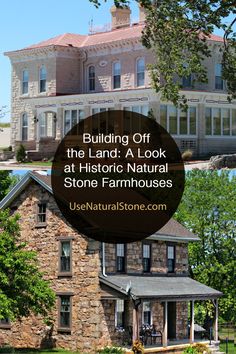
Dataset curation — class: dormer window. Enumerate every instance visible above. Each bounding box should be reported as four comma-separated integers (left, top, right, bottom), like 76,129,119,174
22,70,29,94
136,58,145,87
113,61,121,89
88,66,95,91
39,66,47,93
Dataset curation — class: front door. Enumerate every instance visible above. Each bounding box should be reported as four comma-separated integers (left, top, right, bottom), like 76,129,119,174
167,302,176,340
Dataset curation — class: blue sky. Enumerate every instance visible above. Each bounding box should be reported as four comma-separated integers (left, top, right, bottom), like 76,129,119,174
0,0,232,122
0,0,139,121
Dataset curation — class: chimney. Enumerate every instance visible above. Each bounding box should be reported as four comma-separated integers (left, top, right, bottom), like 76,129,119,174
139,3,146,23
110,6,131,30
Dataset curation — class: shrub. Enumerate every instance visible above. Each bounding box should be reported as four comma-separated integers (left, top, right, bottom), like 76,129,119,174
183,344,210,354
98,346,125,354
3,146,12,152
132,340,144,354
182,149,193,161
0,346,15,353
183,346,198,354
16,144,26,162
194,343,210,353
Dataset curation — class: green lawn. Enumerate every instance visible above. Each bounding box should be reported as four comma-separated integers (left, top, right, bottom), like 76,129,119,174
0,349,79,354
220,341,235,354
20,161,52,167
0,123,10,128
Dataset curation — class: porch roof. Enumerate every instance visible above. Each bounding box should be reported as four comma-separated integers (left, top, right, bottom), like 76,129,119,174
100,275,222,300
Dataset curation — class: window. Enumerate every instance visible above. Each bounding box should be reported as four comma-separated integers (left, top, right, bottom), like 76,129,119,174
91,107,115,135
160,105,197,136
167,245,175,273
21,113,28,141
39,66,47,92
143,243,151,273
215,64,224,90
22,69,29,94
113,61,121,89
88,66,95,91
143,301,151,325
59,295,71,330
36,202,47,225
115,299,125,328
136,58,145,87
123,105,149,134
0,318,11,329
64,110,85,135
182,63,192,88
182,74,192,88
59,240,72,274
205,107,236,136
116,244,125,273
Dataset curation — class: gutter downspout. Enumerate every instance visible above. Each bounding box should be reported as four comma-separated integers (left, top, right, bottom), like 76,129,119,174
102,242,107,277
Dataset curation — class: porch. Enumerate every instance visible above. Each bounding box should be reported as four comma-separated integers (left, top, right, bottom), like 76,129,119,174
99,275,222,351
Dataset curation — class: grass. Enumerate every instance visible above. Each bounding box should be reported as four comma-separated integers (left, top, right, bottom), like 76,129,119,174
19,161,52,167
0,122,10,128
2,349,80,354
220,341,235,354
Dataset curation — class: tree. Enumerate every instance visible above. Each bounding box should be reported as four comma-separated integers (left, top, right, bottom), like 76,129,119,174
0,209,55,320
175,170,236,324
0,171,18,201
89,0,236,108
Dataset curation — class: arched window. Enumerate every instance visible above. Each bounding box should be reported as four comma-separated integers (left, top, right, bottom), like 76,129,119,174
88,66,95,91
39,66,47,93
136,58,145,87
21,113,28,141
113,61,121,89
22,70,29,94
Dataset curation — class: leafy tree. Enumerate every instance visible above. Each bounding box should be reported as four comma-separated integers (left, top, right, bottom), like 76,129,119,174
0,171,18,201
175,170,236,324
0,209,55,320
89,0,236,108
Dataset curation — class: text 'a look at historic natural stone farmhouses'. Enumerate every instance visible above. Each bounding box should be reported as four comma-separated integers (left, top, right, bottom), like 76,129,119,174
4,5,236,159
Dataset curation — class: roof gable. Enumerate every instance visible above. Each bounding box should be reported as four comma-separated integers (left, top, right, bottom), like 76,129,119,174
0,171,198,242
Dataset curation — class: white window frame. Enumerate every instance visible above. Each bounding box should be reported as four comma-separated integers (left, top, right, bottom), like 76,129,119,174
39,65,47,93
115,299,125,328
142,301,152,326
22,69,29,95
88,65,95,92
21,113,28,141
136,57,145,87
63,109,85,136
205,106,236,137
160,105,198,137
123,105,149,116
215,63,224,91
112,61,121,90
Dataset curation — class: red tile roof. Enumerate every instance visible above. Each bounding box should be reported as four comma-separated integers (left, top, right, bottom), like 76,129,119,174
26,33,86,49
23,24,223,51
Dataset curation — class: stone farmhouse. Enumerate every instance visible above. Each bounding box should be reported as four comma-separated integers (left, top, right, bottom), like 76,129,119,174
0,171,222,353
4,5,236,160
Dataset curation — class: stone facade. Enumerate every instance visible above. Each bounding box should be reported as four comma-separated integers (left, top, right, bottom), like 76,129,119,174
0,177,192,352
105,241,188,275
5,5,236,158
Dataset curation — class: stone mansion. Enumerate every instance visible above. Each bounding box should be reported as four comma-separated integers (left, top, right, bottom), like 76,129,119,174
5,5,236,159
